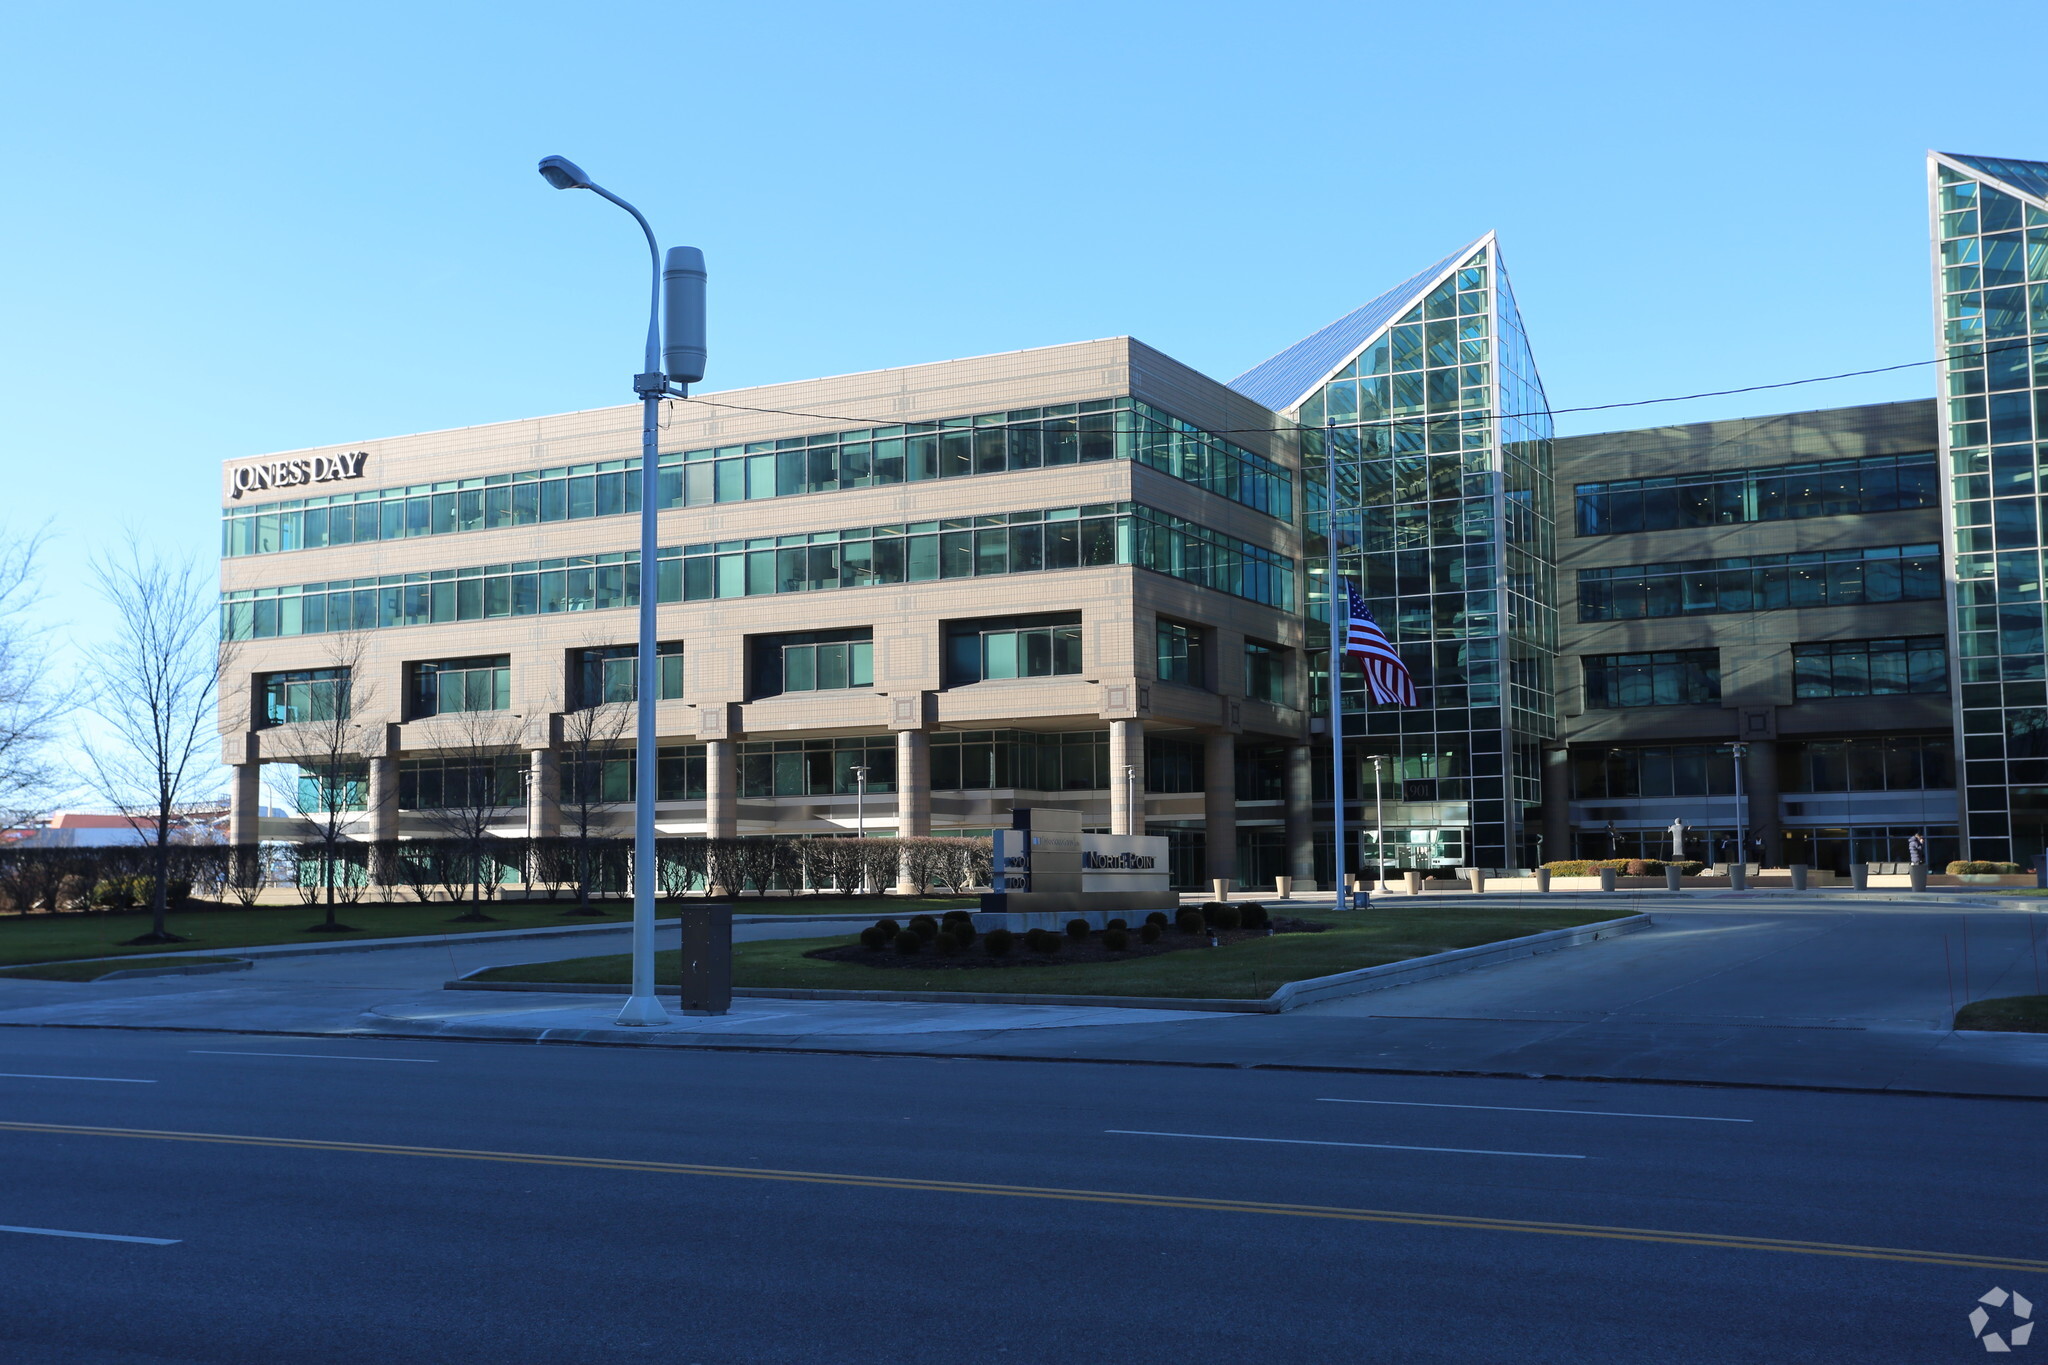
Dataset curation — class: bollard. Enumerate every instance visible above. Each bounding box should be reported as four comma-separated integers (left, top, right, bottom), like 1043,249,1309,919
1790,864,1808,891
679,902,733,1015
1851,862,1869,891
1211,879,1230,903
1665,865,1682,892
1469,867,1488,895
1599,867,1616,892
1910,863,1928,892
1535,867,1551,893
1275,875,1293,900
1403,869,1422,895
1730,863,1749,891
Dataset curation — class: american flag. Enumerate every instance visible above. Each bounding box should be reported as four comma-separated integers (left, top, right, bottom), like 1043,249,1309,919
1340,581,1417,707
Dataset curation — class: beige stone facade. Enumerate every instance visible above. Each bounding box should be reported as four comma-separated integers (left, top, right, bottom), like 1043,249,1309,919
219,338,1314,888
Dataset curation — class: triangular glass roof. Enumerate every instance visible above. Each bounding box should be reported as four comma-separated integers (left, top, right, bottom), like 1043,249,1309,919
1942,152,2048,205
1228,236,1487,413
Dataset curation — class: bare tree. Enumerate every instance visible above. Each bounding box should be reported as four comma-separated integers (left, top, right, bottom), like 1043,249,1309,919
419,705,527,920
80,540,234,945
555,690,634,916
265,632,380,933
0,526,67,830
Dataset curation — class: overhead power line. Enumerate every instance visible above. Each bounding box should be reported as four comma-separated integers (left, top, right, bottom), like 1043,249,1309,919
662,336,2038,440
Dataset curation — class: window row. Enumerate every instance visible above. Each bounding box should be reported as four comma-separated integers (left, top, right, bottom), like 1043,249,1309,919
1792,637,1948,699
1577,545,1941,621
1573,452,1936,537
220,398,1292,558
220,503,1297,641
1577,638,1952,710
1150,620,1289,703
1573,736,1955,799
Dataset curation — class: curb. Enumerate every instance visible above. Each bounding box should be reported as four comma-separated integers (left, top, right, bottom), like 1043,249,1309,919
95,959,254,982
439,913,1654,1015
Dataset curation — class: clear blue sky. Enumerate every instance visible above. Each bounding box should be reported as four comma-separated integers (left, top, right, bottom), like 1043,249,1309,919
4,0,2040,790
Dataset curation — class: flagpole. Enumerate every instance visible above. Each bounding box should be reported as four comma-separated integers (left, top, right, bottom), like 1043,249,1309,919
1326,422,1349,911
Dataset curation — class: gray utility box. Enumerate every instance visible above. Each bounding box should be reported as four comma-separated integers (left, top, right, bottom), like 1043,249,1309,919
679,902,733,1015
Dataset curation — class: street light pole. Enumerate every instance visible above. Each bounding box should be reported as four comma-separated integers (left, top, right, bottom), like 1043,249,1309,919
1731,741,1750,887
1371,754,1386,894
538,156,707,1027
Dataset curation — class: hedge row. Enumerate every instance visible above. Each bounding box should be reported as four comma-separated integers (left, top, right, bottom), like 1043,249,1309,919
1538,859,1708,877
0,835,996,914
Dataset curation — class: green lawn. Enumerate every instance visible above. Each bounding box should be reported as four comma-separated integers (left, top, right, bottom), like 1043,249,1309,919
0,895,972,968
1956,994,2048,1033
0,956,249,982
471,905,1610,1000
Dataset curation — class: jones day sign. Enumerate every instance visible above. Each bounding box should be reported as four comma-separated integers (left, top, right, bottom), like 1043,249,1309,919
229,451,369,499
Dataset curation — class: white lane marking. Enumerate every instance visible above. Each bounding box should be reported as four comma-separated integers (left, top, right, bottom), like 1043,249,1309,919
1316,1098,1752,1123
188,1051,438,1063
0,1073,156,1084
1106,1129,1585,1160
0,1224,179,1245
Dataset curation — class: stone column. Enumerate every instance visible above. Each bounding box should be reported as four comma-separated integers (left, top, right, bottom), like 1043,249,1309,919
1285,742,1316,887
895,729,930,839
893,728,931,893
1203,732,1237,889
705,739,737,839
1541,746,1572,866
1108,719,1145,835
1742,739,1781,866
526,748,561,840
228,761,262,848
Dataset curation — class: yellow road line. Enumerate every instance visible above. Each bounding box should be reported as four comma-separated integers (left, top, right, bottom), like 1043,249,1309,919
5,1119,2039,1273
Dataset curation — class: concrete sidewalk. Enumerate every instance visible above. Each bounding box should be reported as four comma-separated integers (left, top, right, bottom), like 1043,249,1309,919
1,899,2044,1099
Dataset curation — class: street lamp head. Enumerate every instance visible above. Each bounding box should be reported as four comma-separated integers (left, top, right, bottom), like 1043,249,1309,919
537,155,593,190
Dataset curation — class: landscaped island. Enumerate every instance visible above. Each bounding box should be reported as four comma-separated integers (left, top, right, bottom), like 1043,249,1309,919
468,903,1615,1000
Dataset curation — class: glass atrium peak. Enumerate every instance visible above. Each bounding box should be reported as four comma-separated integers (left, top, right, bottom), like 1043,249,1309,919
1937,152,2048,206
1228,235,1490,414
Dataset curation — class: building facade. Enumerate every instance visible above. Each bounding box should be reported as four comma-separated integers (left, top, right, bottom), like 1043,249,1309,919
219,338,1318,889
215,150,2048,883
1545,400,1953,871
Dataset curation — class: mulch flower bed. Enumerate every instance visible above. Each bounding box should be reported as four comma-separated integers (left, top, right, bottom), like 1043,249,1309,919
806,917,1328,970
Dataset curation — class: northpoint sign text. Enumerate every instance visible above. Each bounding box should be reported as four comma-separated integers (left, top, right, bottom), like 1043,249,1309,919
231,451,369,499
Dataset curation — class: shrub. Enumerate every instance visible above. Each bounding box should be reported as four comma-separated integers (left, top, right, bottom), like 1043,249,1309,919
90,879,136,909
950,919,977,948
1539,859,1638,878
873,917,902,939
1139,922,1162,944
941,909,972,925
1145,911,1170,929
859,926,888,951
933,931,961,956
1106,918,1127,931
1239,903,1268,929
893,930,922,956
908,914,940,941
1949,860,2026,875
1102,927,1130,952
1025,927,1061,954
1065,918,1090,940
1175,910,1204,936
1211,905,1241,932
1199,901,1231,925
984,928,1015,957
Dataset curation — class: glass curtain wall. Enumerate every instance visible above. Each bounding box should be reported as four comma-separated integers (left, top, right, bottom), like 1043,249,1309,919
1933,153,2048,864
1298,242,1556,867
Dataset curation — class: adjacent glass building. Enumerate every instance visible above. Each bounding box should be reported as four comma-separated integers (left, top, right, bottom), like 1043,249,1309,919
1932,152,2048,865
1229,235,1556,868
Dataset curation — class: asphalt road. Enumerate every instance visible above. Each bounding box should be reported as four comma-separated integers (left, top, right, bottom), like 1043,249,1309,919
0,1030,2041,1362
